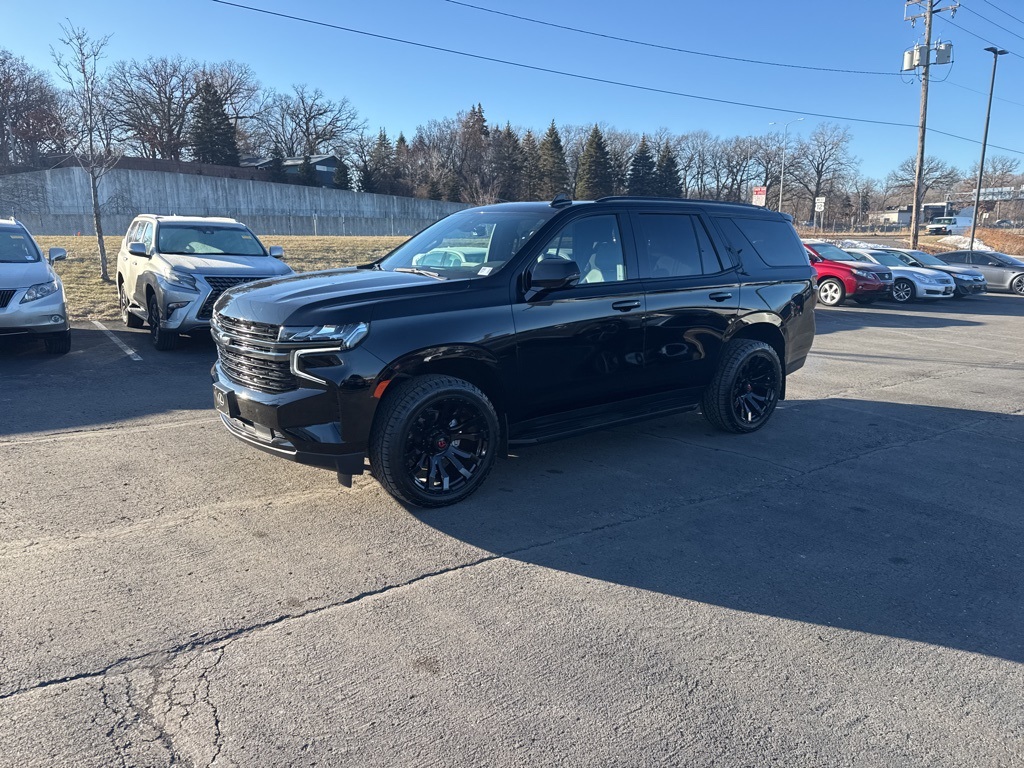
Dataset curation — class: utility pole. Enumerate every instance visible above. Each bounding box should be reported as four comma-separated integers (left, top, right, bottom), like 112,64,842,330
769,117,803,214
968,47,1008,251
904,1,958,248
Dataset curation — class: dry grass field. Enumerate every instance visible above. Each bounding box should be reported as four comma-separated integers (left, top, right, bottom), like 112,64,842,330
35,235,407,321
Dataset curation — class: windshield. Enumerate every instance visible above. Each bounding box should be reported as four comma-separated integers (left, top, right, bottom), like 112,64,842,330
157,224,266,256
902,250,945,266
842,250,872,262
866,251,903,267
934,217,955,225
0,229,42,263
807,242,850,261
992,252,1024,266
377,209,555,279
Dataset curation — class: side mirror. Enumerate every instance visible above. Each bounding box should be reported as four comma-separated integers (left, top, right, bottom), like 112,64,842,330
128,242,149,257
268,245,284,258
530,257,581,292
48,247,67,264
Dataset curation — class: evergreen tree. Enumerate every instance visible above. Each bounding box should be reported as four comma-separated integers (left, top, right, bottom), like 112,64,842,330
297,154,319,187
654,142,682,198
575,126,614,200
332,159,351,190
394,132,411,196
444,176,462,203
626,136,657,196
493,123,523,201
268,144,287,183
190,78,239,166
426,179,444,200
520,130,543,200
538,121,569,200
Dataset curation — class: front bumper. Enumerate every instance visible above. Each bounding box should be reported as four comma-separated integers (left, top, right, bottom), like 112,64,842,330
852,280,892,296
953,279,987,295
0,288,70,335
920,283,956,298
210,360,374,477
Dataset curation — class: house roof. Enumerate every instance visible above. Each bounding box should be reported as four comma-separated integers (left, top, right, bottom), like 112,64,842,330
248,154,339,168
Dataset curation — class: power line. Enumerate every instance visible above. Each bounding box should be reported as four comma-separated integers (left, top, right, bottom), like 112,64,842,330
938,15,1024,59
959,3,1024,44
942,79,1024,109
443,0,902,77
978,0,1024,29
208,0,1024,157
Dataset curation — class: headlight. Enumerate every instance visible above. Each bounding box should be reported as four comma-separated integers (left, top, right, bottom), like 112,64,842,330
165,269,197,290
20,280,59,303
852,269,874,278
918,275,939,284
278,322,369,347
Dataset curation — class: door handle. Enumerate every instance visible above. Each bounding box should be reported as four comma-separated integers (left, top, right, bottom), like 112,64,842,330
611,299,641,312
709,292,733,302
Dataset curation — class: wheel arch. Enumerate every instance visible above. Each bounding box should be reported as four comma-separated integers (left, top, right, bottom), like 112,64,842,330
727,318,787,398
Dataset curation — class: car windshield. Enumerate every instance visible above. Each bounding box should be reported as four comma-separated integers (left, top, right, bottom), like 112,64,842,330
0,230,42,263
842,250,872,262
902,250,945,266
377,209,555,279
808,242,850,261
992,252,1024,266
157,224,266,256
866,251,903,267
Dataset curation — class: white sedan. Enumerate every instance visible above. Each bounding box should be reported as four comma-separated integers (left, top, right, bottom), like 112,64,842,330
842,248,956,303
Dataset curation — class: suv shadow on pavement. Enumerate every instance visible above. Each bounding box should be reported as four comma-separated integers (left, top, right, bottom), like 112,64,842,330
415,398,1023,663
0,325,217,437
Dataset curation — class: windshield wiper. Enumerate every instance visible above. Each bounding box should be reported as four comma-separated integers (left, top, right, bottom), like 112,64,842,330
393,267,445,280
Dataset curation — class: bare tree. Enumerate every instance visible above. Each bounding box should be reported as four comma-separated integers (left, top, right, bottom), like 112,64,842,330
789,122,857,221
201,60,267,156
255,85,364,159
0,49,62,169
108,55,199,159
885,155,961,206
967,154,1021,188
52,23,119,281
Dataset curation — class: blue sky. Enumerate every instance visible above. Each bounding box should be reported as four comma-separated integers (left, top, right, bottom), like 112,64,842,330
6,0,1023,180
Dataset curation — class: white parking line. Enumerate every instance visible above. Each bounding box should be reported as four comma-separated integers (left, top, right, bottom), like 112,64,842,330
90,320,143,361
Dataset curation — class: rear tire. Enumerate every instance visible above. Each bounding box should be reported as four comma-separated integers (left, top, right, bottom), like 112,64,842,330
817,278,845,307
701,339,782,434
44,330,71,355
148,293,179,351
369,375,499,508
1012,275,1024,295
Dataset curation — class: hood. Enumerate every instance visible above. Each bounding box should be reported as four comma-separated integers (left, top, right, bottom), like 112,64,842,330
215,267,467,326
886,265,954,281
159,253,293,277
0,260,53,289
835,261,890,275
923,264,984,279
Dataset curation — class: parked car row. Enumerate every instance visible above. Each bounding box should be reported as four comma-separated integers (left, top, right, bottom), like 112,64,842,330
802,238,1024,307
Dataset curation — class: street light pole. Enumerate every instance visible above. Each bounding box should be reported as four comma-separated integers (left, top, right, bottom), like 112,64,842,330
769,117,803,213
968,46,1008,252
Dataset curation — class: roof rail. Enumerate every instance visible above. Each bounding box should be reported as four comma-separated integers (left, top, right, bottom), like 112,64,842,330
595,195,764,210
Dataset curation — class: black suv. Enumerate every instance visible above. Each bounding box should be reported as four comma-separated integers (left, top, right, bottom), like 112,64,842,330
211,197,816,507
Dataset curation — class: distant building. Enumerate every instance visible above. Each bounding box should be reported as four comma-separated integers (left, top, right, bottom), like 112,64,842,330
245,154,342,187
868,206,912,226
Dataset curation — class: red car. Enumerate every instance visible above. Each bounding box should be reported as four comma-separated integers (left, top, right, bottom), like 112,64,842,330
802,240,894,306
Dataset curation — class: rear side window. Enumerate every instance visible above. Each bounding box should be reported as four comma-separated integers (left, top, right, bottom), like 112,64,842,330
716,217,808,267
635,213,724,278
942,252,967,264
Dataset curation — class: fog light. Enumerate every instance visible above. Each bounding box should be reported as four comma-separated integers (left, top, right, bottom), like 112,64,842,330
51,315,64,323
166,302,189,316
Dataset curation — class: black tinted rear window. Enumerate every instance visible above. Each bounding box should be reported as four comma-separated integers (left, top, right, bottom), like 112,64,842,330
715,217,808,267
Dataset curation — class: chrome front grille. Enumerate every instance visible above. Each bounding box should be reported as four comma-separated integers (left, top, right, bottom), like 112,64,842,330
0,289,14,309
198,276,262,319
212,313,295,393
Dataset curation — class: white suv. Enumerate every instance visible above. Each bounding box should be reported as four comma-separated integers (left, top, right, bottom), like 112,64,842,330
116,215,293,350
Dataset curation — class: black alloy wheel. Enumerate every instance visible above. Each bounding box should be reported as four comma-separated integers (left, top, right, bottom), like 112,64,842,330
370,375,499,507
119,281,144,328
1012,275,1024,295
148,293,179,351
702,339,782,434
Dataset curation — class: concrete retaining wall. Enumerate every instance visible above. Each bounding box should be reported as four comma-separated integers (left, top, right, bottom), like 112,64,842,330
0,167,469,236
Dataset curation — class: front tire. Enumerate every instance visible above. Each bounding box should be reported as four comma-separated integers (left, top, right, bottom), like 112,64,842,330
369,375,499,508
891,278,916,304
119,281,144,328
148,293,179,351
44,330,71,355
1012,275,1024,295
817,278,845,307
701,339,782,434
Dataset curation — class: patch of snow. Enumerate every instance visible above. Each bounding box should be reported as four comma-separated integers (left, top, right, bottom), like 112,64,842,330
938,235,991,251
840,239,891,250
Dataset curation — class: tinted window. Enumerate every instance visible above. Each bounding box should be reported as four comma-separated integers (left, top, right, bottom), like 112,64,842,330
941,252,967,264
540,214,626,284
636,213,720,278
719,217,807,267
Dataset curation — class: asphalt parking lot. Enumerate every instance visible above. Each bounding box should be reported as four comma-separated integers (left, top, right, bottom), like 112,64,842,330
1,295,1022,767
